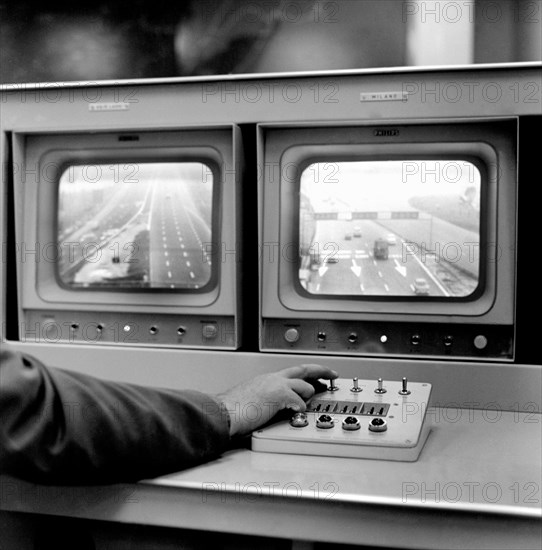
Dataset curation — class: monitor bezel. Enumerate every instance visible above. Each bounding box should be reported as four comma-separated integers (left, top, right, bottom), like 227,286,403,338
260,119,517,325
15,126,239,315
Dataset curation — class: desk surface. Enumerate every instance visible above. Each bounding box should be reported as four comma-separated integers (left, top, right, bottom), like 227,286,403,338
2,409,541,550
152,408,541,516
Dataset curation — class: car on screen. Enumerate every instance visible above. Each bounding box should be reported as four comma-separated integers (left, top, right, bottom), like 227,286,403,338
344,232,352,240
386,234,397,245
413,277,430,295
353,226,362,237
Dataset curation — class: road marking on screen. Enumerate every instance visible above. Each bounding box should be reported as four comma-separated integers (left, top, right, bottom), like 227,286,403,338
394,259,407,277
409,254,450,297
351,259,362,277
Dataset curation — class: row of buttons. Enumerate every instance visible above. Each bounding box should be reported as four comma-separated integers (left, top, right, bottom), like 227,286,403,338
291,413,388,432
284,327,489,350
65,322,219,339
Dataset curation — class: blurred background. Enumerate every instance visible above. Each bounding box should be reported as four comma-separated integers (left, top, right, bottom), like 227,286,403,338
1,0,540,83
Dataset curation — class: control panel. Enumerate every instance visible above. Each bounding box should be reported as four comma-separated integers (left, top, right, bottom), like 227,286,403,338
23,310,238,349
252,377,432,462
261,319,513,359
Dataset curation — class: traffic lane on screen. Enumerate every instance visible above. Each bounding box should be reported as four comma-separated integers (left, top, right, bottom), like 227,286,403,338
149,179,211,288
310,220,444,296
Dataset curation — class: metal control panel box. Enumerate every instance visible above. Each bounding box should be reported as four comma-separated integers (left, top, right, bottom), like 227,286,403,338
252,378,432,462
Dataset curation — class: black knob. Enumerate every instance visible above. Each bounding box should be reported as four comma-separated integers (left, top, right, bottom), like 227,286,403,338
290,413,309,428
342,416,361,431
411,334,421,346
368,418,388,432
316,414,334,429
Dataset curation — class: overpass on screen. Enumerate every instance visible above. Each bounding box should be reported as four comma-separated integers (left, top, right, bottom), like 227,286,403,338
314,211,420,220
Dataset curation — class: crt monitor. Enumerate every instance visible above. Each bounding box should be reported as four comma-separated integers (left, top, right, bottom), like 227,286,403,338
13,126,242,349
259,119,516,360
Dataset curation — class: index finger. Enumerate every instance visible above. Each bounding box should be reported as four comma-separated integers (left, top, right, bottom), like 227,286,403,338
280,364,338,381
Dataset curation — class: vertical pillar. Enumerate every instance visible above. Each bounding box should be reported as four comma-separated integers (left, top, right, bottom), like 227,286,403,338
404,0,475,66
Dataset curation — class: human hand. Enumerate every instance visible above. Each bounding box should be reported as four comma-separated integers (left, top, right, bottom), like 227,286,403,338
217,364,338,437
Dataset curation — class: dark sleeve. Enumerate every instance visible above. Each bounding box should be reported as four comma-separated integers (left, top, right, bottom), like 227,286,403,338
0,350,231,484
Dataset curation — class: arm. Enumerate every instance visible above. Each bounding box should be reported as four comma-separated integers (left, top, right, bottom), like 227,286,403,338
0,350,337,485
0,350,230,484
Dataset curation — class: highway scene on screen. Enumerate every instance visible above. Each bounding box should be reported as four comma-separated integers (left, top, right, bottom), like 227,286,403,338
298,161,481,298
57,162,213,289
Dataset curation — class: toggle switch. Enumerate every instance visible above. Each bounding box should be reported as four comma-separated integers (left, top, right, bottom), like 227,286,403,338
398,377,411,396
328,379,339,392
374,378,387,394
350,377,362,393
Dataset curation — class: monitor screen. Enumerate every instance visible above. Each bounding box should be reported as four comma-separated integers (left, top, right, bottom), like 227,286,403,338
298,160,481,299
57,162,215,290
